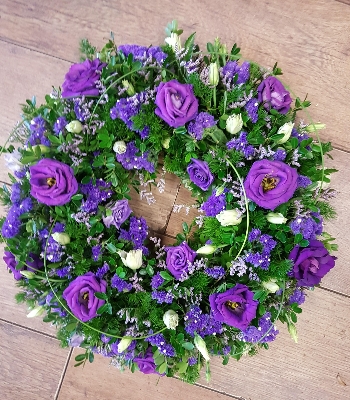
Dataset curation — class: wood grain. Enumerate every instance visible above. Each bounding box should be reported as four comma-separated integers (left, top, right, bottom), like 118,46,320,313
0,0,349,150
58,349,235,400
0,320,70,400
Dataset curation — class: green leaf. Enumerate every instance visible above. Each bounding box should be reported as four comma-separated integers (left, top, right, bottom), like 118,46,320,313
75,353,87,362
95,292,108,300
160,271,173,281
177,361,188,374
71,194,83,200
294,233,303,244
299,239,309,247
184,32,196,61
106,243,117,253
97,304,108,315
182,342,194,350
88,352,95,363
157,362,168,375
182,222,189,233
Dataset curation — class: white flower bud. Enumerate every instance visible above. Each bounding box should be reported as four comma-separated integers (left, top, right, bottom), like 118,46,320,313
66,120,83,133
196,244,217,255
113,140,127,154
163,310,179,330
162,137,171,149
27,306,44,318
266,212,287,225
226,114,243,135
276,122,294,144
194,334,210,361
165,32,181,51
31,145,50,154
288,323,298,343
118,249,143,270
209,63,219,86
52,232,71,245
122,80,135,96
262,279,279,293
4,150,23,172
20,271,36,279
305,123,326,132
216,209,242,226
117,336,133,353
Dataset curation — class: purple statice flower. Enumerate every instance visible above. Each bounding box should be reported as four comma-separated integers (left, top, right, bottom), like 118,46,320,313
245,98,259,123
184,306,223,337
204,266,226,279
80,179,113,213
111,275,133,292
188,112,216,140
53,116,68,135
119,216,149,254
118,45,166,66
74,100,88,122
56,266,71,278
38,223,65,262
96,262,110,279
246,250,271,270
18,198,33,213
151,272,164,289
273,149,287,161
291,128,309,144
297,175,312,189
1,199,32,238
226,131,255,159
188,356,197,366
28,116,50,146
152,290,174,304
139,126,150,140
240,312,278,343
259,234,277,252
145,333,175,357
92,245,102,261
101,334,111,344
246,232,276,270
288,288,306,305
10,182,22,205
248,228,261,242
290,213,323,240
110,96,140,130
222,61,250,85
116,141,155,173
201,190,226,217
15,168,27,180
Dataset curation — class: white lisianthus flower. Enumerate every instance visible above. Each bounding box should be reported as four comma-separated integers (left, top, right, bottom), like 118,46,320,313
162,137,171,149
194,333,210,361
163,310,179,330
27,306,44,318
262,279,280,293
66,120,83,133
209,63,219,86
113,140,127,154
52,232,71,245
216,209,242,226
4,150,23,172
226,114,243,135
196,244,217,255
32,144,50,154
266,212,287,224
122,80,135,96
165,32,181,51
118,249,143,270
117,336,133,353
276,122,294,144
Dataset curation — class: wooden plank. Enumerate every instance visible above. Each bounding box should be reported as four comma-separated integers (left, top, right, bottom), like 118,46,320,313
198,289,350,400
0,0,349,151
58,348,234,400
0,320,70,400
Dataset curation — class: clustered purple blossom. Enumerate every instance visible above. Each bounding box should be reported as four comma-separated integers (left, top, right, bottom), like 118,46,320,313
28,116,50,146
53,116,68,135
38,222,66,262
188,112,216,140
188,356,198,366
291,128,309,144
111,274,133,292
297,175,312,189
288,288,306,305
273,149,287,161
116,141,155,173
204,266,226,279
96,262,110,279
184,305,223,337
290,212,323,240
226,131,255,159
151,290,174,304
221,61,250,86
55,266,71,278
92,245,102,261
245,98,259,123
119,216,149,254
111,339,137,360
145,333,175,357
246,229,277,270
118,45,166,66
201,190,226,217
240,312,279,343
80,179,113,213
151,272,164,289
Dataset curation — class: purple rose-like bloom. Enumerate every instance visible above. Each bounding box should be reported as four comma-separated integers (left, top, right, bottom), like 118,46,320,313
3,251,43,281
209,284,258,330
187,158,214,191
62,272,107,322
62,59,106,98
244,160,298,210
289,240,336,286
133,347,161,375
29,159,78,206
165,242,196,280
257,76,292,115
102,199,132,229
155,80,198,128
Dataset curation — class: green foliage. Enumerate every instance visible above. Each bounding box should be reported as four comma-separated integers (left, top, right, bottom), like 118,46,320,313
79,39,97,61
183,272,211,295
187,73,213,108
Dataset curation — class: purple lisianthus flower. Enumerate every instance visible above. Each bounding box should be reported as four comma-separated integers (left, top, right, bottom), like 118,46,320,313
155,80,198,128
3,251,43,281
289,240,336,286
187,158,214,191
244,160,298,210
209,284,258,330
133,347,162,375
62,272,107,322
165,242,196,280
29,159,78,206
62,59,106,98
102,199,132,229
257,76,292,114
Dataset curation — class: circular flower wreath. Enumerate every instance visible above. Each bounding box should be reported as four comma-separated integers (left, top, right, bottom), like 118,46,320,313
0,21,338,383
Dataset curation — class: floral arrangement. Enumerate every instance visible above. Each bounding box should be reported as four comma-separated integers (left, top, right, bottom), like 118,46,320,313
0,21,338,383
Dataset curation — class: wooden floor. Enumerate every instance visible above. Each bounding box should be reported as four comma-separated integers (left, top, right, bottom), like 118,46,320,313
0,1,350,399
